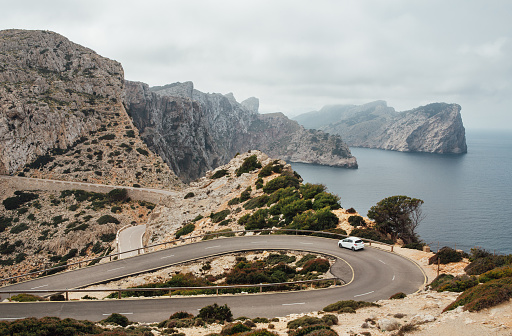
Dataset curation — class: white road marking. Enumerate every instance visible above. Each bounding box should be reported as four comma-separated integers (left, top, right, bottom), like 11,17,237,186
30,284,48,289
300,242,314,245
378,260,386,264
251,241,265,244
392,275,396,281
354,291,374,297
205,245,221,249
102,313,133,315
160,255,175,259
107,267,125,272
282,302,306,306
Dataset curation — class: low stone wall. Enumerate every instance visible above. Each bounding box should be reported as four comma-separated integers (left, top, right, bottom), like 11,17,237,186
0,175,174,204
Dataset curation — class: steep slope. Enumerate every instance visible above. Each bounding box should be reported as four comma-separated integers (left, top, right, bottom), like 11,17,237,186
0,29,181,189
124,81,357,182
294,101,467,154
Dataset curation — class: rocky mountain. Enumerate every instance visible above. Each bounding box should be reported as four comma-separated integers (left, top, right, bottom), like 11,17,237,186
294,101,467,154
0,29,181,189
124,81,357,182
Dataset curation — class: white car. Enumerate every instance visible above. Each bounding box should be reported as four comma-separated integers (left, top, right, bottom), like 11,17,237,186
338,237,365,251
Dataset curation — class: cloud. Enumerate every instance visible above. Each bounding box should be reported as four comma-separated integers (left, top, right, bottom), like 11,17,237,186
2,0,512,129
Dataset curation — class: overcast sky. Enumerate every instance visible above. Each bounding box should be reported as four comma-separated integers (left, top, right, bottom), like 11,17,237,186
2,0,511,130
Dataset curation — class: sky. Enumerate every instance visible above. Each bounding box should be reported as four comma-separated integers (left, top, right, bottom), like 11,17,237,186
2,0,511,130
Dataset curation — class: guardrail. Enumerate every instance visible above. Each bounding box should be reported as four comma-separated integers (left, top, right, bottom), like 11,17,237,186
0,277,344,301
1,229,393,285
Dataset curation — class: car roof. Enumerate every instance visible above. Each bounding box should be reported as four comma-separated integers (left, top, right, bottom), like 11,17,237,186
347,236,362,240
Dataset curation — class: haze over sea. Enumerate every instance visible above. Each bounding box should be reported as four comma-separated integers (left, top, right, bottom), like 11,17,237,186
291,130,512,255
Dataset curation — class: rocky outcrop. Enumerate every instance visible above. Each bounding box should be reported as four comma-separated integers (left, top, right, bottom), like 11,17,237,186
0,29,180,189
294,101,467,154
124,81,357,182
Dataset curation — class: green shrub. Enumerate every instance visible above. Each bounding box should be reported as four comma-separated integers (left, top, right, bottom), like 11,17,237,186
10,294,45,302
100,233,116,242
236,155,262,176
211,169,229,179
107,188,128,202
97,215,120,225
221,322,251,335
0,317,104,335
252,317,270,323
202,229,235,240
49,294,65,301
192,215,204,222
228,197,240,206
301,258,330,274
263,175,300,194
403,242,426,250
184,192,195,199
288,208,338,231
3,192,39,210
243,209,271,230
348,215,365,227
52,215,68,225
265,253,296,265
244,195,270,210
176,223,195,238
479,266,512,283
287,316,324,329
111,206,122,213
169,311,195,319
300,183,326,200
102,313,130,327
444,277,512,312
430,274,478,292
198,303,233,323
10,223,29,234
99,134,115,140
429,247,464,265
312,192,341,210
136,148,149,156
258,164,274,177
323,300,380,313
389,292,407,299
125,130,135,138
211,210,230,223
68,204,79,211
320,314,338,326
0,216,13,232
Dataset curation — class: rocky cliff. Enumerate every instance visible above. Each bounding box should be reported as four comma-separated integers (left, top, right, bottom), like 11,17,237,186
294,101,467,154
0,29,180,189
124,81,357,182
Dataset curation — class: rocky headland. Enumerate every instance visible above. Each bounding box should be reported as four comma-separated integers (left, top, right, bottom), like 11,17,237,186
124,81,357,182
294,101,467,154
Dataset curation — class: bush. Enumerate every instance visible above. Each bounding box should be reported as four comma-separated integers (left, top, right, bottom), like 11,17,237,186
430,274,478,292
136,148,149,156
301,258,330,274
258,164,274,177
125,130,135,138
184,192,195,199
228,197,240,206
236,155,262,176
0,216,13,232
211,169,229,179
221,322,251,335
479,266,512,283
49,294,65,301
176,223,195,238
444,277,512,312
289,325,335,336
211,210,230,223
10,294,45,302
287,316,324,329
3,192,39,210
107,188,128,202
244,195,270,210
263,175,300,194
102,313,130,327
323,300,379,313
402,242,426,250
100,233,116,242
10,223,29,234
348,215,365,227
429,247,464,265
288,208,338,232
97,215,120,225
99,134,115,140
312,192,341,210
0,317,104,335
169,311,194,319
111,206,122,213
192,215,204,222
389,292,407,299
198,303,233,323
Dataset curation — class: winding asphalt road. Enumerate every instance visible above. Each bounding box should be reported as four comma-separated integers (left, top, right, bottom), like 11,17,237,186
0,235,426,322
118,225,146,259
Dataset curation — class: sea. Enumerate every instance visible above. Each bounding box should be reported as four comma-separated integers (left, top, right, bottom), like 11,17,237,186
291,129,512,255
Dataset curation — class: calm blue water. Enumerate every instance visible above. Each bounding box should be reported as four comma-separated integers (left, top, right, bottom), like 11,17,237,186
291,130,512,255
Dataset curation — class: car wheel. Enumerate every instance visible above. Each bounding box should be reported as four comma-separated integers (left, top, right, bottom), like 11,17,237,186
351,247,355,251
338,243,342,248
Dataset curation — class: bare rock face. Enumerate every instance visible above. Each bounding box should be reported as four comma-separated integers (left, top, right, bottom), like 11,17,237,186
0,29,124,174
124,81,357,182
0,29,180,189
294,101,467,154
